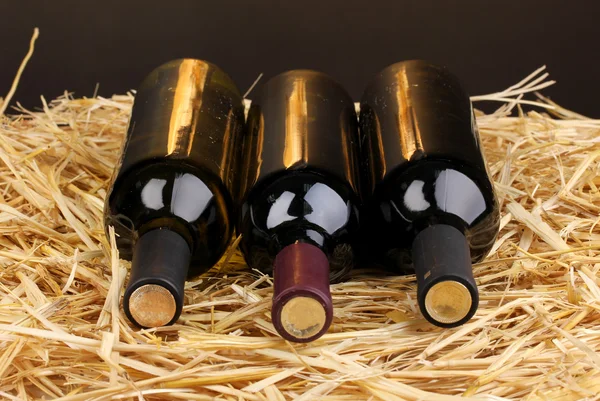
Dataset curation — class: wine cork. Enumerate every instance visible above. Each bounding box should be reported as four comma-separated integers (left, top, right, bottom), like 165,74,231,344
128,284,177,327
424,280,473,325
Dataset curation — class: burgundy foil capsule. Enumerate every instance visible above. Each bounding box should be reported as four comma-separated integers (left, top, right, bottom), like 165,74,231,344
237,70,362,342
272,243,333,342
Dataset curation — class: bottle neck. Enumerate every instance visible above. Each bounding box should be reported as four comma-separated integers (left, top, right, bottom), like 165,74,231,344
123,228,191,328
271,242,333,343
412,223,479,328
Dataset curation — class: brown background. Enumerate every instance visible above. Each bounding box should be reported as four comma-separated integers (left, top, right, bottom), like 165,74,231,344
1,0,598,116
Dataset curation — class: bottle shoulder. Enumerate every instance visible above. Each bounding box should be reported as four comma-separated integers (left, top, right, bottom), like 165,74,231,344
238,170,360,279
240,170,360,233
373,158,497,228
363,157,500,264
105,160,234,267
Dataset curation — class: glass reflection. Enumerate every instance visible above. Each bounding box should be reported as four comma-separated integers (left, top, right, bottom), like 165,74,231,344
264,182,350,235
266,191,298,229
306,229,325,246
167,60,208,156
304,183,349,234
171,173,214,222
141,178,167,210
434,169,485,224
395,168,486,225
403,180,429,212
283,78,308,168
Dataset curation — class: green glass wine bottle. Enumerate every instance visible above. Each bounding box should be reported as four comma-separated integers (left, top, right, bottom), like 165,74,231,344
104,59,244,328
237,70,362,342
359,60,500,328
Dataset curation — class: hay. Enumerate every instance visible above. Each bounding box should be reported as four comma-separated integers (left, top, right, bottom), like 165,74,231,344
1,32,600,401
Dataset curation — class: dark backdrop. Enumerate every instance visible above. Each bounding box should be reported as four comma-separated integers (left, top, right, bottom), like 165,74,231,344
1,0,598,116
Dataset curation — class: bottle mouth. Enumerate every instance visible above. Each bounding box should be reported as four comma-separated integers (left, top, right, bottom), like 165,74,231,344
128,284,177,327
424,280,473,325
279,296,327,340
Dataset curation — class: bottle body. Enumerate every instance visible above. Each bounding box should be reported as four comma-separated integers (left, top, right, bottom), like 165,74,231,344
105,59,244,327
238,70,361,342
359,60,500,327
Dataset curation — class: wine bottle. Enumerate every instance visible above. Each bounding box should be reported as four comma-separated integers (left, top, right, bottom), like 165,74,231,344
238,70,361,342
104,59,244,328
359,60,500,327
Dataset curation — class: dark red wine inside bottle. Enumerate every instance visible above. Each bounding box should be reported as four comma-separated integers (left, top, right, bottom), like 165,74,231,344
359,60,500,328
104,59,244,328
238,70,361,342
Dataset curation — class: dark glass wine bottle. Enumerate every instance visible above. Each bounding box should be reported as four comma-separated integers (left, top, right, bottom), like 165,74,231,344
104,59,244,328
238,70,361,342
359,60,500,328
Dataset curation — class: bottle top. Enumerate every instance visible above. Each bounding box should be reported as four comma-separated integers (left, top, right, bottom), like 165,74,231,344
123,228,191,328
279,296,327,340
412,224,479,327
424,280,473,325
271,242,333,342
128,284,178,327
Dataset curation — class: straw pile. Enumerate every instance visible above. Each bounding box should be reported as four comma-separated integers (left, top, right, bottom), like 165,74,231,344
1,32,600,401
